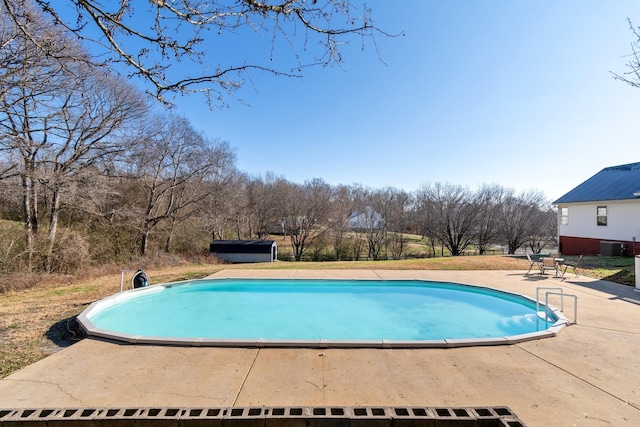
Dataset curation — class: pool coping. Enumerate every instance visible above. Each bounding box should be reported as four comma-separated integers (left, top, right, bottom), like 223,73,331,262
76,277,569,349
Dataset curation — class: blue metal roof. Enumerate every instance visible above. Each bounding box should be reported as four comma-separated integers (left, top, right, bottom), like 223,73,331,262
553,162,640,204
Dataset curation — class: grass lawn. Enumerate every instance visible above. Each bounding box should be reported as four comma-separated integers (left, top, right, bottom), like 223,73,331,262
0,254,635,379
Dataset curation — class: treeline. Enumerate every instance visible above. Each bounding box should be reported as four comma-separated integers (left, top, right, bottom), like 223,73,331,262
0,162,556,273
0,2,556,274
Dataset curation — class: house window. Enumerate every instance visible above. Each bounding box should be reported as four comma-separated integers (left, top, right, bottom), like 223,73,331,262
560,207,569,225
597,206,607,226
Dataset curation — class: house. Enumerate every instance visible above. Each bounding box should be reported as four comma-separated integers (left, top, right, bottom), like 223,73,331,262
347,207,383,230
553,162,640,256
209,240,277,263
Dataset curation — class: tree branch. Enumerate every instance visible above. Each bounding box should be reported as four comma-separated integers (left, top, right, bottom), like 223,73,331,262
2,0,401,108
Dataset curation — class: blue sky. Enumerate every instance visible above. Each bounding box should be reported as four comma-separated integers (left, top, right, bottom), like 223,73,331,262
167,1,640,203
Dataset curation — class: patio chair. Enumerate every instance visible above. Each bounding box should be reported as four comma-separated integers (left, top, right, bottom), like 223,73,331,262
559,255,582,278
525,253,541,274
540,257,559,277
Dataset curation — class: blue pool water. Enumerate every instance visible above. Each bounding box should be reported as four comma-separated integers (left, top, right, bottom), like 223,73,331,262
83,279,557,344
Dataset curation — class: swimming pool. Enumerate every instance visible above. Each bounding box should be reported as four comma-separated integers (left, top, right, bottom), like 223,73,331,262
78,278,567,348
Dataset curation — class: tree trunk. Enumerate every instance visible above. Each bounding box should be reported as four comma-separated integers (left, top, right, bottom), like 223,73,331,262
164,217,177,252
46,187,61,272
235,214,243,240
140,229,150,256
21,174,35,271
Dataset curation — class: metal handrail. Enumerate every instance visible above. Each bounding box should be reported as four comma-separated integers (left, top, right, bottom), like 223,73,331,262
545,291,577,326
536,287,564,312
536,286,578,326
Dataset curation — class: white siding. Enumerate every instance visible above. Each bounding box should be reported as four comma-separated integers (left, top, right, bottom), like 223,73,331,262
557,200,640,241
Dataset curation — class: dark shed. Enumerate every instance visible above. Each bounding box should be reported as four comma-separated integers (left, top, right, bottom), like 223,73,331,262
209,240,277,263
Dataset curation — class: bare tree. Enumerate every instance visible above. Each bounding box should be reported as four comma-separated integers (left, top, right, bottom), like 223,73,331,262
526,207,557,254
198,154,243,243
385,188,411,259
414,186,438,257
355,187,409,260
353,188,389,261
329,184,354,261
0,4,63,268
613,19,640,89
416,183,478,256
165,139,238,251
3,0,397,106
241,172,285,240
281,178,331,261
69,167,139,263
474,184,504,255
344,183,368,260
41,72,147,270
499,189,547,255
127,115,236,255
225,174,250,241
0,3,147,270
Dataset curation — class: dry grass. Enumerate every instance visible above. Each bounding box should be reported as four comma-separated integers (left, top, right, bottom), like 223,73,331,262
0,254,632,379
0,264,222,378
220,256,529,271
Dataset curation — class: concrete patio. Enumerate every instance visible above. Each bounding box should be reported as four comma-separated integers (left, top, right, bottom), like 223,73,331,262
0,269,639,426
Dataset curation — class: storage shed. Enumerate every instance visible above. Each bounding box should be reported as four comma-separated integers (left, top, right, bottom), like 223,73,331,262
209,240,277,263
